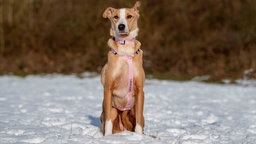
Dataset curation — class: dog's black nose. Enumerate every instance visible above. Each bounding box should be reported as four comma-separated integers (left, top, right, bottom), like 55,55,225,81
118,24,125,31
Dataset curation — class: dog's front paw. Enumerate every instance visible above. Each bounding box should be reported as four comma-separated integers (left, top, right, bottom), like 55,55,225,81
104,120,113,136
135,124,143,134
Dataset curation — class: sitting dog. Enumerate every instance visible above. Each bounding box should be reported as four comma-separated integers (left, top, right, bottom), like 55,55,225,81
100,1,145,136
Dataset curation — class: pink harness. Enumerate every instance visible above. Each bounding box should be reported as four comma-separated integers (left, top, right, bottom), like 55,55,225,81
110,38,140,111
119,55,133,111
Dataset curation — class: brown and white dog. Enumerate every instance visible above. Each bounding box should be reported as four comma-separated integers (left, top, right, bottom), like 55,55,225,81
100,1,145,136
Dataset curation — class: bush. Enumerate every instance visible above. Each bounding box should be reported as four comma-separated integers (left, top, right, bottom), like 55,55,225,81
1,0,256,81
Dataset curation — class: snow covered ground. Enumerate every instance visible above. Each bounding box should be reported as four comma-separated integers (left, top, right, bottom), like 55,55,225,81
0,73,256,144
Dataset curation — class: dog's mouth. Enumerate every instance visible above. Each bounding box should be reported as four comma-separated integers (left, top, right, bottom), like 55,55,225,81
118,32,129,37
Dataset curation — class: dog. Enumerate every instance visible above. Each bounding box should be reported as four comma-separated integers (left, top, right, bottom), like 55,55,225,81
100,1,145,136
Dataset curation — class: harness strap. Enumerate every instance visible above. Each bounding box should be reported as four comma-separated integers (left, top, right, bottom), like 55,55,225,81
110,48,140,56
118,56,133,111
110,48,141,111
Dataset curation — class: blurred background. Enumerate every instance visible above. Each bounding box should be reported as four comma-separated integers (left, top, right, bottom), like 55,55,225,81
0,0,256,81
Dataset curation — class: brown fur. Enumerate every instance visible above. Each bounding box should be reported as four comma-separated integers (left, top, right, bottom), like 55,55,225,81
100,1,145,135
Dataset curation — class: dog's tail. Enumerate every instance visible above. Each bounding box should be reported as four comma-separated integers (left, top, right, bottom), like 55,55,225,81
121,110,136,131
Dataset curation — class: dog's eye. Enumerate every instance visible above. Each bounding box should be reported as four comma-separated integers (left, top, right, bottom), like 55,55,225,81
127,15,133,19
114,15,119,19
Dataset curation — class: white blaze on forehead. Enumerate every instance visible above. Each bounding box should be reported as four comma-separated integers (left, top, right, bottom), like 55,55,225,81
117,9,128,31
120,9,126,20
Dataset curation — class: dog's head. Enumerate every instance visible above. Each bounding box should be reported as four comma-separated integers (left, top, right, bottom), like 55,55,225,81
103,1,141,39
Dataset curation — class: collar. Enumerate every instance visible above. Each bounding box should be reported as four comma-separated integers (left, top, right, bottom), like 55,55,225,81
110,48,141,58
113,37,136,45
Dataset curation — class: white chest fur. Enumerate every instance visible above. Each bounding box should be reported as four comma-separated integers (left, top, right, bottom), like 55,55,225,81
117,43,135,56
112,57,131,98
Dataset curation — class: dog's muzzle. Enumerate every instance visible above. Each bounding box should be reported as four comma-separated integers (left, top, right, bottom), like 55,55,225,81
117,24,129,36
118,24,125,31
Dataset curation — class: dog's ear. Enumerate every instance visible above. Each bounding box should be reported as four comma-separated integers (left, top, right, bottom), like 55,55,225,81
133,1,141,11
103,7,115,19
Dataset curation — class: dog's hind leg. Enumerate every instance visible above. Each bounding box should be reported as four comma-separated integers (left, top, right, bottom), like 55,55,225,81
110,107,120,134
113,110,127,134
121,108,136,131
121,111,133,131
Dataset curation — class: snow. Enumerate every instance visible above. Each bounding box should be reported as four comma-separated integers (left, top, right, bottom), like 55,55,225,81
0,74,256,144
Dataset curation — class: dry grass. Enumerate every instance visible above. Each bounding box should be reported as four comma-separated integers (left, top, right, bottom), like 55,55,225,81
0,0,256,81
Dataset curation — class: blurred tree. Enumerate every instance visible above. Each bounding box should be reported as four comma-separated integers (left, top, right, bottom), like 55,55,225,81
0,0,255,81
6,0,13,26
0,0,4,54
